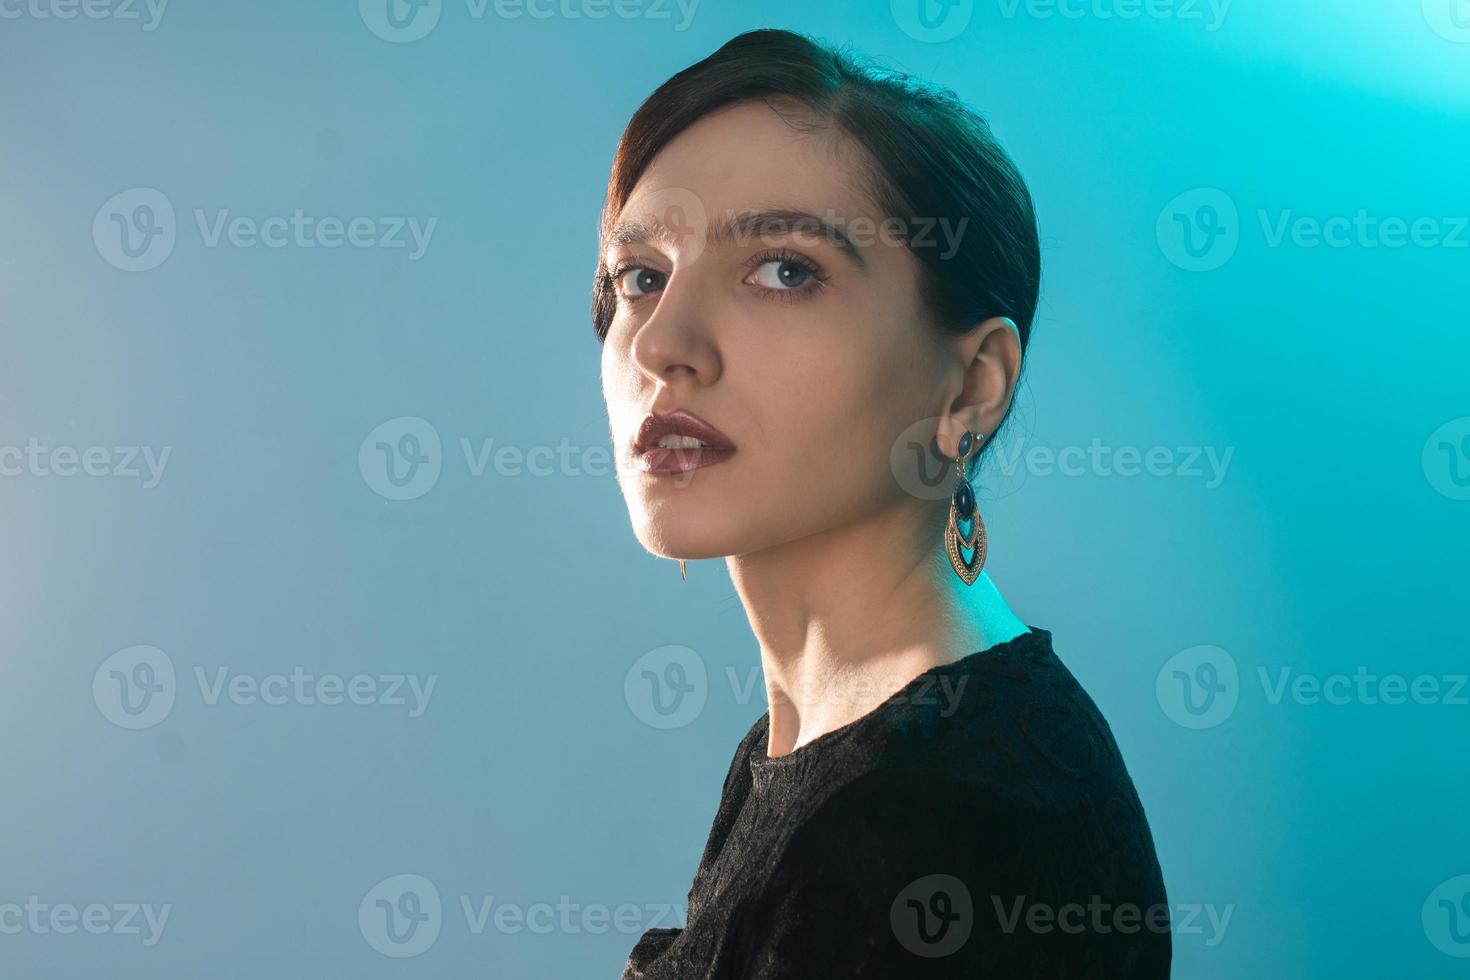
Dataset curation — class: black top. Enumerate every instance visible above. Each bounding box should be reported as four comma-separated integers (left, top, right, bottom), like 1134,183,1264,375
620,626,1171,978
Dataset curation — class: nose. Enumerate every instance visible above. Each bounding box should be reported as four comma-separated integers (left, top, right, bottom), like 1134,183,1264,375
627,269,722,391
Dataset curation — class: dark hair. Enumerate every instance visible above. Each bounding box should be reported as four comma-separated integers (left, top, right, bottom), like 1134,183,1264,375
592,29,1041,431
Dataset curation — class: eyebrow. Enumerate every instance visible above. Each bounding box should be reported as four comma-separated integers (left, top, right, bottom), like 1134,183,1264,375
604,206,868,272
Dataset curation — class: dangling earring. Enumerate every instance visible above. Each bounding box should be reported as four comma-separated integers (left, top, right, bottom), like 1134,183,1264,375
944,430,987,586
678,559,687,580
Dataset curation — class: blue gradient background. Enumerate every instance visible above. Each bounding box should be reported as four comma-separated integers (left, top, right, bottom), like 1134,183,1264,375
3,1,1469,976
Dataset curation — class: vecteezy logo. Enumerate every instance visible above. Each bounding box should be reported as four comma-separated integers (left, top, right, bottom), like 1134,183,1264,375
891,0,974,42
1156,644,1239,729
623,645,707,729
1156,188,1240,272
359,416,442,500
93,188,176,272
1422,417,1470,501
619,186,710,266
359,873,442,958
1423,875,1470,958
93,645,177,729
1423,0,1470,43
359,0,441,42
891,874,973,957
889,416,958,503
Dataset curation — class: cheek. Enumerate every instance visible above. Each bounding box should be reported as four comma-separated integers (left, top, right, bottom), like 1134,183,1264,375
781,313,936,500
598,354,618,439
736,325,898,491
599,340,635,415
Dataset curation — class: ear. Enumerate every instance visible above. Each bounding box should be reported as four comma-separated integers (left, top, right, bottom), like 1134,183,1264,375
937,316,1022,458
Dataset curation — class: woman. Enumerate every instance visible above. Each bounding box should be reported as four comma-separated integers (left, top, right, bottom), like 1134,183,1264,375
596,29,1170,978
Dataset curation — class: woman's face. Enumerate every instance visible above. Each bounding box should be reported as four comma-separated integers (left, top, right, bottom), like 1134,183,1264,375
599,100,960,562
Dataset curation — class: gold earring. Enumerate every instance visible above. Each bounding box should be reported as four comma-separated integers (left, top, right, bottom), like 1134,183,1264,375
678,559,687,580
944,430,987,586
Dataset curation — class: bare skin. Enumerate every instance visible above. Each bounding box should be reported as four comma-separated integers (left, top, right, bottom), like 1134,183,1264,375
601,100,1029,758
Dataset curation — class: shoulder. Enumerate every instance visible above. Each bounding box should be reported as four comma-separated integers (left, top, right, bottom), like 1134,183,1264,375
735,764,1169,977
727,630,1171,975
873,628,1170,906
724,710,771,791
878,628,1155,824
688,711,770,877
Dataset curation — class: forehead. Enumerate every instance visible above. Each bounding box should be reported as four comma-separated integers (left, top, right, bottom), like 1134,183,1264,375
621,100,880,228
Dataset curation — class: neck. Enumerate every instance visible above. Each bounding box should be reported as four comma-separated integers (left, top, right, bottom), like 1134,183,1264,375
725,503,1028,758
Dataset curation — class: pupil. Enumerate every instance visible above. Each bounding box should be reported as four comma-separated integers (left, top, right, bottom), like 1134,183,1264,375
780,262,807,286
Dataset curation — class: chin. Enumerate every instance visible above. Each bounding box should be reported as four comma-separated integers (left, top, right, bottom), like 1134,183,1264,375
629,509,740,562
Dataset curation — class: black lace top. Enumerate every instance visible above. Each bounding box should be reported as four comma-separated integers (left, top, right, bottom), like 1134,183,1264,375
620,626,1171,978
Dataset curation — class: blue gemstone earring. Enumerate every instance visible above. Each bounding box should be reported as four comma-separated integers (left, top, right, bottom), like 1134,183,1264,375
944,430,987,585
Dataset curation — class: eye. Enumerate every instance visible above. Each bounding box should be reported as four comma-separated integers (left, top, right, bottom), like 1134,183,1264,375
744,250,828,303
750,259,812,290
613,265,667,303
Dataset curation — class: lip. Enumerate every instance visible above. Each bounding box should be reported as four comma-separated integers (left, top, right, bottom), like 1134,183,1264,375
631,409,737,475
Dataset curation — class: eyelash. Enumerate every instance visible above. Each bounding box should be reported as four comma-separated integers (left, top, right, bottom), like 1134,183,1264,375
608,248,829,308
747,249,830,304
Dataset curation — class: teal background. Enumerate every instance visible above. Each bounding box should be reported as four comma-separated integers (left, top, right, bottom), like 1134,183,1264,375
3,1,1469,976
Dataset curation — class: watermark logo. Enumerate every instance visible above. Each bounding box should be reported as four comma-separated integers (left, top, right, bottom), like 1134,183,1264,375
1156,644,1238,729
622,645,969,729
618,185,710,266
1157,188,1239,272
93,188,176,272
359,875,683,946
458,894,683,934
1423,0,1470,43
1423,416,1470,501
93,646,176,730
0,0,168,30
1259,666,1467,708
1161,188,1470,270
1161,646,1469,726
192,209,436,258
94,647,437,725
992,896,1229,946
360,874,442,958
0,898,172,946
359,416,443,500
889,417,956,503
194,667,436,715
892,874,973,957
888,417,1236,501
991,438,1233,489
0,439,171,487
996,0,1231,31
1424,875,1470,958
93,190,436,269
891,0,974,42
358,424,686,498
460,435,616,479
360,0,698,41
360,0,442,42
624,645,707,729
1258,209,1469,250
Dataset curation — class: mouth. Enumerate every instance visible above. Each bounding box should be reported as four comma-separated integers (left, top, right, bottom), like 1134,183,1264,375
631,409,737,476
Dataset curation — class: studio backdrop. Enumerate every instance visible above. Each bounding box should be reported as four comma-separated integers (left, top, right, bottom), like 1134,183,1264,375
3,2,1468,977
